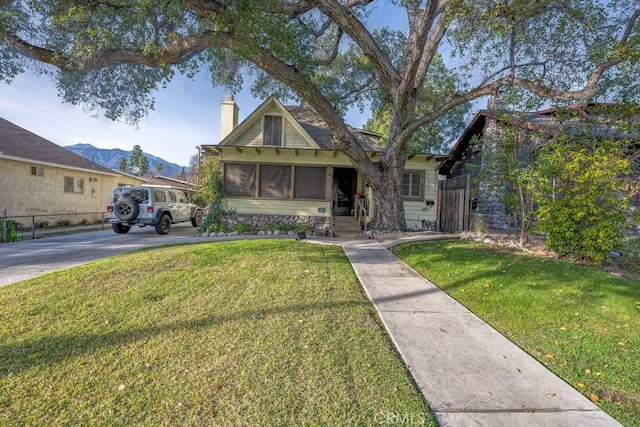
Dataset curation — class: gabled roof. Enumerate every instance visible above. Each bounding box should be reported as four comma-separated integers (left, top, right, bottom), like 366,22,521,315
0,117,116,174
439,103,639,175
219,96,383,152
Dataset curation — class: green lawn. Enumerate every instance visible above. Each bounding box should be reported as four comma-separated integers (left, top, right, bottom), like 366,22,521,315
0,240,435,426
393,240,640,427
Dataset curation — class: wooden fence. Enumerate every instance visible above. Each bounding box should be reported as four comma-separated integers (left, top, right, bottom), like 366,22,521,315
439,175,470,233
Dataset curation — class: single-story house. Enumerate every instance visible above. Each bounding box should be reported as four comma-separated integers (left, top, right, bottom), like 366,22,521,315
438,99,640,232
0,117,144,221
201,96,446,235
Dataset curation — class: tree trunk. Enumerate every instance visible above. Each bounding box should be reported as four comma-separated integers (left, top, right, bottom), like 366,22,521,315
355,144,408,232
368,166,407,231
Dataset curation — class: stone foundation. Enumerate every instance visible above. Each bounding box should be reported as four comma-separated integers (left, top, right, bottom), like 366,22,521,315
222,213,329,231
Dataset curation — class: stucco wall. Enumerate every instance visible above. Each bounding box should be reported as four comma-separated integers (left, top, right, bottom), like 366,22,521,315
0,158,141,217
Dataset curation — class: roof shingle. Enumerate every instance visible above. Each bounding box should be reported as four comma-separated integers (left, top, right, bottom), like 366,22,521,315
0,117,114,174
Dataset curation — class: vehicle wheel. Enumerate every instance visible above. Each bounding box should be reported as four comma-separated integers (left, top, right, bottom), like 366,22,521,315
155,213,171,235
191,210,203,227
112,223,131,234
114,199,139,221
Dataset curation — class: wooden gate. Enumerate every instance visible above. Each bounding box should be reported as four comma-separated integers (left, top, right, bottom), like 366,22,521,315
439,175,470,233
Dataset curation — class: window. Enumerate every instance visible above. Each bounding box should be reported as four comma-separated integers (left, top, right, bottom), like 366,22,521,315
168,191,177,203
154,190,167,203
30,166,44,177
223,163,328,199
64,177,84,194
224,163,256,197
260,165,291,198
294,167,326,199
402,171,423,199
263,115,283,146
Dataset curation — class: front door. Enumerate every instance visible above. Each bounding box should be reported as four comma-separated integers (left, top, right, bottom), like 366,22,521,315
333,168,357,216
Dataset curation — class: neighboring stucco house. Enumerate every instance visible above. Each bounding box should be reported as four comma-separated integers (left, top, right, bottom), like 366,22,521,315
0,117,143,220
201,96,446,235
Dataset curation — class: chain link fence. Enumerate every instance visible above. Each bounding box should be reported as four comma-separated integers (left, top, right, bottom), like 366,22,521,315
1,210,107,243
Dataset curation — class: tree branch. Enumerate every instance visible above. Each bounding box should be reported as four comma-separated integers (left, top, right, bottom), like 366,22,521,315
3,31,214,72
308,0,401,89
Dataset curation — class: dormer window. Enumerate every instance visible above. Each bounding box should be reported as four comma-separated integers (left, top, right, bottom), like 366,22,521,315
263,115,283,146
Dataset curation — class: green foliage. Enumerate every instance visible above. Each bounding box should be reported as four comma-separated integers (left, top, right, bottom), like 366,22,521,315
2,0,639,232
363,53,470,154
206,221,228,233
234,222,253,234
195,157,234,233
193,157,223,207
294,224,312,234
262,223,288,231
129,144,149,175
118,156,127,172
534,136,633,263
55,219,72,227
3,220,18,242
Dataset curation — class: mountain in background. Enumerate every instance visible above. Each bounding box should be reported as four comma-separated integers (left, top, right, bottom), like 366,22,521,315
64,143,187,177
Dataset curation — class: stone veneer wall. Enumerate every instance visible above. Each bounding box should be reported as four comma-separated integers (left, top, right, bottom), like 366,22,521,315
474,117,509,230
222,213,330,231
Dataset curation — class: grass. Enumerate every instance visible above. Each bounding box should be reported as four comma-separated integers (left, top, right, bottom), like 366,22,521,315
0,240,435,426
393,240,640,427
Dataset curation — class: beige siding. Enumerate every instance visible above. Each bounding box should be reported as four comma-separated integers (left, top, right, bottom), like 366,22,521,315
402,157,439,229
228,198,331,217
219,148,355,167
229,121,262,147
283,120,311,148
214,148,442,227
0,158,141,216
226,109,315,149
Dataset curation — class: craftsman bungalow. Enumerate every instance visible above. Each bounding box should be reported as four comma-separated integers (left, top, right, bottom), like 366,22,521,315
201,96,446,235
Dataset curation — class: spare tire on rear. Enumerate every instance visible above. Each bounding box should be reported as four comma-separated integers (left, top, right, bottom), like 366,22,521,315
114,199,140,221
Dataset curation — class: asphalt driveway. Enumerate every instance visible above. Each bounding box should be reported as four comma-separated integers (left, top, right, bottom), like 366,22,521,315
0,223,205,287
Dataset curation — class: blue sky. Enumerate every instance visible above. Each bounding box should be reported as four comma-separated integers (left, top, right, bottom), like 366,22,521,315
0,3,407,168
1,69,361,167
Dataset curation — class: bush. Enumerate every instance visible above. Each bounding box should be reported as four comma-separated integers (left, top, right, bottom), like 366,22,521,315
534,138,633,263
235,222,253,234
3,220,18,243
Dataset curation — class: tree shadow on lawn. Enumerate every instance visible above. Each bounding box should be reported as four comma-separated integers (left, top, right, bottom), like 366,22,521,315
0,299,367,378
394,243,640,334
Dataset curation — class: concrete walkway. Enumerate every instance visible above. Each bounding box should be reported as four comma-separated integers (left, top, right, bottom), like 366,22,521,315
342,238,622,427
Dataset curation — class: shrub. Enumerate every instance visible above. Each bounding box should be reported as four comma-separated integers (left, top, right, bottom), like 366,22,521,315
3,220,18,242
235,222,253,234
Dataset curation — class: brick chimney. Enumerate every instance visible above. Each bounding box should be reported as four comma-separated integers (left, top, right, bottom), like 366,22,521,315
221,94,239,140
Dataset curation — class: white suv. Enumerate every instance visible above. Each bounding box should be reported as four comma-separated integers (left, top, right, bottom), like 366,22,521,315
107,186,202,235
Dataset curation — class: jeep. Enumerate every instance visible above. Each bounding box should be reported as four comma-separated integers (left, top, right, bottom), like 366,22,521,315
107,186,202,235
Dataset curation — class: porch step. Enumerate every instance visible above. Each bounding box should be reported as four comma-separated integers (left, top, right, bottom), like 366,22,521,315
332,215,366,239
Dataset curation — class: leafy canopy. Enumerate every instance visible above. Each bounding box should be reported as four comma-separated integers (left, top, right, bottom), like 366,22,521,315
2,0,639,230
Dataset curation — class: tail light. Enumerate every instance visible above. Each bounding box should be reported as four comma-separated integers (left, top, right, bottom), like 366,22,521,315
147,206,154,213
107,205,113,212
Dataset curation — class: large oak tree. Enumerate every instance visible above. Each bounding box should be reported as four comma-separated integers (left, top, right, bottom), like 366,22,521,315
2,0,639,231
